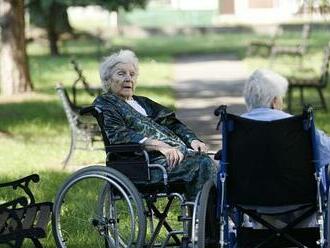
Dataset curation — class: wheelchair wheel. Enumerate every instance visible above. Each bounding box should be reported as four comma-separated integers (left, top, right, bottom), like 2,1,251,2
52,166,146,248
192,180,218,248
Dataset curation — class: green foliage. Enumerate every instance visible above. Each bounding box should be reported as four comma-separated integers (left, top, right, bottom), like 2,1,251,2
29,0,72,33
28,0,147,28
27,0,147,11
304,0,330,13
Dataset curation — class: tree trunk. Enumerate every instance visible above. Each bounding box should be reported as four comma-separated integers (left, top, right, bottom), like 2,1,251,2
0,0,33,95
47,24,59,56
47,2,59,56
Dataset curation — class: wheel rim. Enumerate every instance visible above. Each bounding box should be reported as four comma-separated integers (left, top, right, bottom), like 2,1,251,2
53,172,142,247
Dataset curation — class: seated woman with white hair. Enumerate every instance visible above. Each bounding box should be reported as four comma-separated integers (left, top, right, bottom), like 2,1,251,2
242,69,330,168
93,49,217,200
241,69,330,228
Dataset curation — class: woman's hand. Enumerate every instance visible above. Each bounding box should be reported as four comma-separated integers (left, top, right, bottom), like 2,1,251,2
159,146,184,168
191,140,208,153
143,138,184,168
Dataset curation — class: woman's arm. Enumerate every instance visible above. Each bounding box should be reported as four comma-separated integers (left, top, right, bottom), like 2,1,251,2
161,114,199,145
101,102,185,167
162,115,207,152
143,138,184,168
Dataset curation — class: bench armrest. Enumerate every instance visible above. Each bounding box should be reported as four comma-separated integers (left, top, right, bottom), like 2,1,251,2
0,174,40,205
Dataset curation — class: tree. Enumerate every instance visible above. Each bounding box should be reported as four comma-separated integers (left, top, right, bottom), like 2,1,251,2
302,0,330,14
29,0,72,56
0,0,33,95
28,0,147,56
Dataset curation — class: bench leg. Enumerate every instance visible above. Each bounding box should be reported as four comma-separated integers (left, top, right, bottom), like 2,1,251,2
14,239,23,248
298,54,303,69
247,45,255,57
62,130,76,168
318,88,327,111
269,49,276,68
31,238,43,248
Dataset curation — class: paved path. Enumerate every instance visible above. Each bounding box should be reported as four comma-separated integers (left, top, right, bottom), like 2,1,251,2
174,54,249,151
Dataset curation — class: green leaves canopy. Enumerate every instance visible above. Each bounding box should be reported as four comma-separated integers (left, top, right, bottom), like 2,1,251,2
27,0,147,39
28,0,147,12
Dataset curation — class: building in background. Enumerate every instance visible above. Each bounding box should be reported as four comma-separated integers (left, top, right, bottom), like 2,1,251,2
218,0,301,24
66,0,306,37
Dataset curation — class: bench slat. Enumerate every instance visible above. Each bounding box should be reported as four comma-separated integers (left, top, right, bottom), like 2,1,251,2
35,205,52,230
22,206,37,229
0,211,10,231
4,209,24,234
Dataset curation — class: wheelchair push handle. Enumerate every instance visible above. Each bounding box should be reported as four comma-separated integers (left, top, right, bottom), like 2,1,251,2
214,105,227,117
214,105,227,130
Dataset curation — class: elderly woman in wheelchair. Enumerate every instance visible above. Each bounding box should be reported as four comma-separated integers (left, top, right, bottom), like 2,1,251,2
52,50,217,248
95,49,216,199
212,69,330,247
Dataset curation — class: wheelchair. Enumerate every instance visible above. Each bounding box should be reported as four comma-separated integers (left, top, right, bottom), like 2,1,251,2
208,105,330,247
52,105,216,248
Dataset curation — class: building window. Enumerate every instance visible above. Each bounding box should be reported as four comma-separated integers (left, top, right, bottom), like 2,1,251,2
220,0,235,14
249,0,274,8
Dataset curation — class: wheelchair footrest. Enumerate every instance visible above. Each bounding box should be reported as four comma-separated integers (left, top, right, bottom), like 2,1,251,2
237,227,319,247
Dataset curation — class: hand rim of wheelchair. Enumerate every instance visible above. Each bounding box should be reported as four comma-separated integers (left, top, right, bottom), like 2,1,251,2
191,179,218,248
52,165,146,248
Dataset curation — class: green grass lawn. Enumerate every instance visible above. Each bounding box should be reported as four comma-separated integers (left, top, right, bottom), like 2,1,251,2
0,29,329,247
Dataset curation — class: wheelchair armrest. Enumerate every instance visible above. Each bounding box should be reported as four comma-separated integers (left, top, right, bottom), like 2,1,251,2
148,164,168,186
0,174,40,205
105,143,145,153
106,144,150,181
214,149,222,161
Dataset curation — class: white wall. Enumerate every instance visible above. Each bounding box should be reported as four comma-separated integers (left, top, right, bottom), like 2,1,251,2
170,0,218,10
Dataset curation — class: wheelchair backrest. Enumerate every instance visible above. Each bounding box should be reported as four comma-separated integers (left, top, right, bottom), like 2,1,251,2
79,105,150,181
222,113,317,206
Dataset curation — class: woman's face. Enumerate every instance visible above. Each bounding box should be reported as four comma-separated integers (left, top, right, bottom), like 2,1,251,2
109,63,137,100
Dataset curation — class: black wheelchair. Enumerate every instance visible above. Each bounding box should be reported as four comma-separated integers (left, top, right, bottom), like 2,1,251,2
209,105,330,247
52,106,217,248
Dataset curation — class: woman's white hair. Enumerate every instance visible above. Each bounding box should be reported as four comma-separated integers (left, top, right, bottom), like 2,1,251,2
99,49,139,92
243,69,288,111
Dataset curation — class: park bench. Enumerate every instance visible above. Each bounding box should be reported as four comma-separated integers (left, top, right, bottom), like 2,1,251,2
70,59,102,106
287,42,330,112
247,27,282,56
270,24,311,68
56,83,103,167
0,174,52,248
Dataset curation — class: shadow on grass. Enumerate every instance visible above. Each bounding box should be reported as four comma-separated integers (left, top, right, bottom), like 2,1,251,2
0,100,67,136
0,85,175,137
